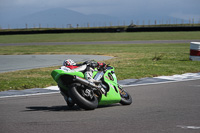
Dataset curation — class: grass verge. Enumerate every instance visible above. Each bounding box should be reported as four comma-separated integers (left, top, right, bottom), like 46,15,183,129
0,31,200,44
1,43,200,91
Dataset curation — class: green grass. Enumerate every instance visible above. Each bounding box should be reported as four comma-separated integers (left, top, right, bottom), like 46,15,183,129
0,31,200,91
1,43,200,91
0,67,57,91
0,31,200,44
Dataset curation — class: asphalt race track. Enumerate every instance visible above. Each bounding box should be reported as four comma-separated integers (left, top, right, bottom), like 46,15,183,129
0,55,113,73
1,79,200,133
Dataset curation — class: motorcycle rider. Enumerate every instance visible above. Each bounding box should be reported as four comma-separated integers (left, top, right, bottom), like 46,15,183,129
61,59,106,83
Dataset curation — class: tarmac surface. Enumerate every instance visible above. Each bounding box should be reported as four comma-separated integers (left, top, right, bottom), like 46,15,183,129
1,79,200,133
0,55,113,73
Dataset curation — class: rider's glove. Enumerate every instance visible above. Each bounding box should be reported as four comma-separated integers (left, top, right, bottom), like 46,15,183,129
97,62,107,70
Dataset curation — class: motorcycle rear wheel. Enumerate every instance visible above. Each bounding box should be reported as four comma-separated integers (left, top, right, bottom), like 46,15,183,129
68,83,98,110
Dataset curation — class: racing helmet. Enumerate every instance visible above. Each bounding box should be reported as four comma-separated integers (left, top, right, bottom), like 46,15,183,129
63,59,76,66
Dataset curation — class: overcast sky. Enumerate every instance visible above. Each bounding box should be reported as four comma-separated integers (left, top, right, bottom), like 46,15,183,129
0,0,200,22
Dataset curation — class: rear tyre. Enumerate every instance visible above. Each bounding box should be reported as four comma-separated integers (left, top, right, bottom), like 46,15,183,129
68,83,98,110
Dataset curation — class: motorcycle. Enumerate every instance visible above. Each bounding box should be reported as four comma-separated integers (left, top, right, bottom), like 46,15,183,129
51,63,132,110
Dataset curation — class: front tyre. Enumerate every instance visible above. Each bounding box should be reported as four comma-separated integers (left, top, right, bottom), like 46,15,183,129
119,86,132,105
68,83,98,110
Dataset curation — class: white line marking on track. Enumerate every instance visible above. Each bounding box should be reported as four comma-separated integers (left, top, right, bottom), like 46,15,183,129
177,125,200,130
0,92,59,99
1,73,200,99
122,77,200,87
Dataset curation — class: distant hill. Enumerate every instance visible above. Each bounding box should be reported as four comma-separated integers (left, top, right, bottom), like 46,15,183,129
1,7,190,29
1,8,120,29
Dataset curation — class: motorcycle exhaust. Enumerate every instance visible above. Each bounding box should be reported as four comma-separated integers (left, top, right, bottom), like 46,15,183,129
73,75,101,90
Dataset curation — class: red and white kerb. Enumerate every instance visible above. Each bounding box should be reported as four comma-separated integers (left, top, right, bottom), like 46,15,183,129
190,42,200,61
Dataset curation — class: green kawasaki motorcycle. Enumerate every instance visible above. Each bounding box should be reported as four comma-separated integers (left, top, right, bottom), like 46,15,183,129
51,64,132,110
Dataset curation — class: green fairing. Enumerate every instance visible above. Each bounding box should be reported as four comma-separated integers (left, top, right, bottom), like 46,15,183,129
51,69,98,82
98,68,121,105
51,69,84,82
51,69,84,89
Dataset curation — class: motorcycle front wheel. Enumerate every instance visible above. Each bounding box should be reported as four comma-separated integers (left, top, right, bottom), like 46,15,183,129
68,83,98,110
119,86,132,105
